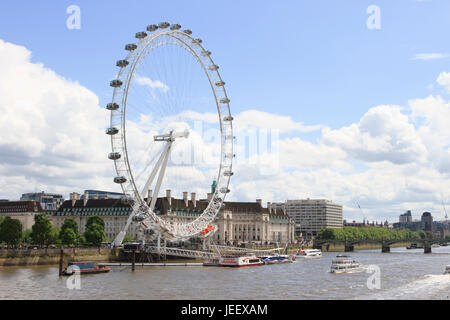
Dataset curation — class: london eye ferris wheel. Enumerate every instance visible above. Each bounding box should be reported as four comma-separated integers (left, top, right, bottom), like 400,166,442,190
106,22,234,245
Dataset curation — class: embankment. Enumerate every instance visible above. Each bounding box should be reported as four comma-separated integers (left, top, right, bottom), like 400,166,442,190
0,248,122,267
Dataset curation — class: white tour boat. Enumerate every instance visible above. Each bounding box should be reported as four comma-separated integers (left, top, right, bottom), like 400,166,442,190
296,249,322,259
218,254,264,267
330,255,365,274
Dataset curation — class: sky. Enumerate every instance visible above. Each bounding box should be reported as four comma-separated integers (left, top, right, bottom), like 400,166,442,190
0,0,449,222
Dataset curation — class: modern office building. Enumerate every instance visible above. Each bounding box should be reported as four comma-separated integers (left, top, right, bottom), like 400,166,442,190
399,210,413,224
282,199,343,238
80,190,125,200
20,192,64,211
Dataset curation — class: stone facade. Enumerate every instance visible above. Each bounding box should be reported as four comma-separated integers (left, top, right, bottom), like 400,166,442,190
0,201,43,230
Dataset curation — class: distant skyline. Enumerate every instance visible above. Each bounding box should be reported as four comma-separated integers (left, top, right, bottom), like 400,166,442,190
0,0,449,222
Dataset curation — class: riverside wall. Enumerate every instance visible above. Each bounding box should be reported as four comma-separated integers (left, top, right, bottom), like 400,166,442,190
0,248,122,267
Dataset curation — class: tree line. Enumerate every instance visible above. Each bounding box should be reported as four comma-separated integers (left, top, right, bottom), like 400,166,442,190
0,214,120,247
317,226,427,241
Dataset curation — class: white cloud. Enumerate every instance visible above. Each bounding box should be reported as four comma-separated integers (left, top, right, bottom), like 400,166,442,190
437,72,450,93
322,105,427,165
0,39,115,199
233,110,321,133
411,53,449,61
135,75,169,93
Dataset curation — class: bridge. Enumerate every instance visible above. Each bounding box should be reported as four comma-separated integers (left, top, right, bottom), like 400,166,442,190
313,238,445,254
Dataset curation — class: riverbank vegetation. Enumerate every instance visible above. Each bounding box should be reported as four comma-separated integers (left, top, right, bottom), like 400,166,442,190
0,214,112,248
317,226,426,241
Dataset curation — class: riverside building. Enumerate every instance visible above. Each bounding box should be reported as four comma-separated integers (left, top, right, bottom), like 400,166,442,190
0,201,43,230
49,190,295,245
283,199,343,238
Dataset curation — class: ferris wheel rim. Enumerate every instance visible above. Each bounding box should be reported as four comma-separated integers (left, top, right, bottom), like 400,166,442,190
107,23,234,241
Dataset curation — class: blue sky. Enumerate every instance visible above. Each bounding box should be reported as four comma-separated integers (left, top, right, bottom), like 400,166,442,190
0,0,449,222
1,0,448,128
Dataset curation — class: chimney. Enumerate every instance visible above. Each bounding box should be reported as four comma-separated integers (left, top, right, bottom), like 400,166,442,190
70,192,80,207
166,189,172,206
83,191,89,206
267,202,272,214
256,199,262,206
183,192,188,207
191,192,196,208
207,193,213,201
147,189,152,205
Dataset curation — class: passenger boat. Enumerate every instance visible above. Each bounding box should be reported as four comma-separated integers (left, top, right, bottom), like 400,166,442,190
296,249,322,259
261,254,294,264
406,243,423,249
203,258,220,267
62,261,110,276
431,244,440,248
330,255,365,274
444,265,450,275
218,254,264,267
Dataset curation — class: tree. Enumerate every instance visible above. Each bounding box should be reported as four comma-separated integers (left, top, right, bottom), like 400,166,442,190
122,233,136,243
84,223,105,246
86,216,104,229
0,217,23,246
22,229,33,244
31,213,53,246
60,228,77,246
60,218,80,245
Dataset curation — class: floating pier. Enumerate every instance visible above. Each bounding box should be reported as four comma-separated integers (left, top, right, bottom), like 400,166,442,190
98,262,203,267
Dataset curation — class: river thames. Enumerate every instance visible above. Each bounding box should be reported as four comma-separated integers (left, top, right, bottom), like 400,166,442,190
0,246,449,300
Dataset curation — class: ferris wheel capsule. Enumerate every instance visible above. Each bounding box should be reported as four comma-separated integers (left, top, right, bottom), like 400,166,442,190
114,176,127,184
106,127,119,135
147,24,158,32
110,79,123,87
183,29,192,35
158,22,170,28
106,102,119,110
135,31,148,39
125,43,138,51
116,60,129,68
170,24,182,30
108,152,121,160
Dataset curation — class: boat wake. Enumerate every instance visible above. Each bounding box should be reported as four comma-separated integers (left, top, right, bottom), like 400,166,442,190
357,274,450,300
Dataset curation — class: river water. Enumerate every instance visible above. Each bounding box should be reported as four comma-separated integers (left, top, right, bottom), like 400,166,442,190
0,246,449,300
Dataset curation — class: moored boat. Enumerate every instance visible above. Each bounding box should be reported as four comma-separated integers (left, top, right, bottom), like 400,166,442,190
330,255,365,274
218,254,264,267
296,249,322,259
203,258,220,267
261,254,294,264
62,261,110,276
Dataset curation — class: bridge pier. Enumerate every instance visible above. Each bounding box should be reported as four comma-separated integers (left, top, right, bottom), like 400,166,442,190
424,243,432,254
381,245,390,253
